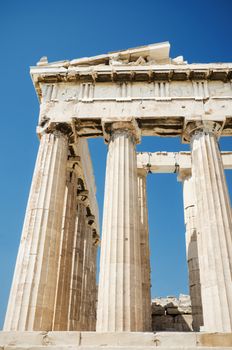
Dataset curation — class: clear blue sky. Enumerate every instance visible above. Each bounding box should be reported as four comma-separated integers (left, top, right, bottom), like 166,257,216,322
0,0,232,328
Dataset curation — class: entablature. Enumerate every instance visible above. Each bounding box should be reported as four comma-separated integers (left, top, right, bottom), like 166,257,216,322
31,43,232,140
31,63,232,100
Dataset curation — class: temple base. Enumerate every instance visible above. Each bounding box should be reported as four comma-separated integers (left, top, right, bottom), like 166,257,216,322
0,331,232,349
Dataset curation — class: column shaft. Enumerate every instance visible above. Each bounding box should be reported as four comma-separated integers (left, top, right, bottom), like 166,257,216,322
89,241,98,330
137,169,152,331
68,202,86,330
191,131,232,332
4,131,68,331
80,223,92,329
97,128,143,332
81,224,97,331
182,176,203,331
53,170,77,330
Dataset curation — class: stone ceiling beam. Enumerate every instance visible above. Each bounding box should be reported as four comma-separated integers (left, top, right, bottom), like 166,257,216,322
137,151,232,174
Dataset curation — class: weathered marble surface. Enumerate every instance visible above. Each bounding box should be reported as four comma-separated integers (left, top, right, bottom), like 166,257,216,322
30,42,232,139
190,125,232,332
0,331,232,349
4,131,69,331
137,169,151,331
4,135,99,332
182,176,203,331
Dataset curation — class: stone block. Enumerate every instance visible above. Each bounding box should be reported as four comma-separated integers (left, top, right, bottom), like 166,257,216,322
1,331,232,349
175,315,193,331
197,332,232,347
166,307,180,315
0,332,44,346
152,315,175,331
152,304,165,315
153,332,197,347
45,332,80,345
81,332,155,346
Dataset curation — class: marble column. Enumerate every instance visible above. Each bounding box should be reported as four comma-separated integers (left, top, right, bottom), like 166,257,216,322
137,168,152,331
68,201,86,330
82,227,97,331
53,168,78,330
189,122,232,332
80,222,92,329
182,175,203,331
96,121,143,332
4,130,68,331
89,238,98,330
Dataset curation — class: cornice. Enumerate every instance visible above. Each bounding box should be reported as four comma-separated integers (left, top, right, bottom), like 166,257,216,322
31,63,232,84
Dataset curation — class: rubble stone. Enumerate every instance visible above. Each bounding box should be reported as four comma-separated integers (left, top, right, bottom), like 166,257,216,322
151,295,193,332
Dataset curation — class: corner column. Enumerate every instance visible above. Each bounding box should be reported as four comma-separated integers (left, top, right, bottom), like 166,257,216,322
96,121,143,332
187,122,232,332
4,129,69,331
137,168,152,331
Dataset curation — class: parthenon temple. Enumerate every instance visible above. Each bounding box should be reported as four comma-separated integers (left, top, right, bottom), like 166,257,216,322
1,42,232,349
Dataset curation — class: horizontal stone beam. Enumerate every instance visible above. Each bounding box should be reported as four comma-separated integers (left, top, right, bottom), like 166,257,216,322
31,63,232,85
37,100,232,139
0,330,232,348
35,77,232,139
137,151,232,173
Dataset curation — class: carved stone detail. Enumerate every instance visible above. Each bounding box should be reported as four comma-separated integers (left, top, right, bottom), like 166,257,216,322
183,121,223,143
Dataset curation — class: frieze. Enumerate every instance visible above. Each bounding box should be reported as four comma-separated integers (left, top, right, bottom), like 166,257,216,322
40,80,232,104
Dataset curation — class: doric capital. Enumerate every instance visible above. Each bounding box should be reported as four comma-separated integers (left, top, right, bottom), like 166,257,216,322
37,122,72,139
177,168,191,182
102,118,141,144
137,167,148,177
183,121,223,143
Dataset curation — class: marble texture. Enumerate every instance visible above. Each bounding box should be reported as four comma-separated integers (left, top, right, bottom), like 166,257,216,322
191,127,232,332
182,176,203,331
4,131,68,331
1,331,232,349
96,123,143,332
137,169,152,331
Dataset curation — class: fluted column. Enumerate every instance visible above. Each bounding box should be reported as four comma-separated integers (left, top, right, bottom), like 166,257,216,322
53,168,78,330
182,175,203,331
68,201,86,330
188,122,232,332
89,237,98,330
137,168,152,331
80,222,92,329
4,130,68,331
96,121,143,332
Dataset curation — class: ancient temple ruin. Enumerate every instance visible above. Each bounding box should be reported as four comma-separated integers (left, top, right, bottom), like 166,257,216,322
1,42,232,349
